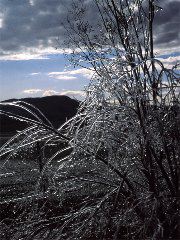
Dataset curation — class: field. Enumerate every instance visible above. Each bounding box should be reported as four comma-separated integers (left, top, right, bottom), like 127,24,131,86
0,134,38,199
0,158,40,201
0,134,68,239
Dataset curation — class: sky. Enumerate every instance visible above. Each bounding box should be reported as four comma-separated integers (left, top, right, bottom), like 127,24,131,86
0,0,179,101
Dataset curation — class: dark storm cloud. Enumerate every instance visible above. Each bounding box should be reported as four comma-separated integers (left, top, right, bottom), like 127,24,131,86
0,0,75,55
0,0,179,59
154,0,180,48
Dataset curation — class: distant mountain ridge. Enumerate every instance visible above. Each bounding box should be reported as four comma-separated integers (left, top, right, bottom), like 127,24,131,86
0,95,79,134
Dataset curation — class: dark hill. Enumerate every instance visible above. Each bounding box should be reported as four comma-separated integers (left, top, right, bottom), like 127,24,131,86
0,95,79,134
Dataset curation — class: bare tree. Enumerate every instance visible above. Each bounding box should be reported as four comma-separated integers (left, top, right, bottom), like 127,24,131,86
58,0,180,239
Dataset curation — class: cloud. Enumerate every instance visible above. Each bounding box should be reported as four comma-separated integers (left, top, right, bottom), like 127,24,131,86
154,1,180,52
23,89,43,94
154,46,180,57
30,72,41,76
48,68,93,80
42,90,59,96
0,18,3,28
0,0,96,60
0,0,179,60
0,53,48,61
43,89,85,100
59,90,85,99
157,55,180,69
48,74,77,80
0,47,66,61
64,68,93,79
29,0,35,7
22,87,85,100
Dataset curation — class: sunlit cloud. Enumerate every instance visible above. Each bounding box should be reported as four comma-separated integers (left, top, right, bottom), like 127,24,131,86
23,89,43,94
22,87,85,100
59,90,85,100
0,47,73,61
29,0,35,6
157,55,180,69
42,90,59,96
0,18,3,28
61,68,93,78
0,52,49,61
30,72,41,76
42,89,85,100
48,68,93,81
155,46,180,56
49,75,77,80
